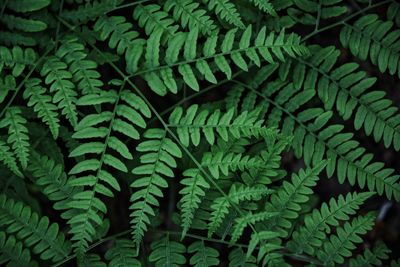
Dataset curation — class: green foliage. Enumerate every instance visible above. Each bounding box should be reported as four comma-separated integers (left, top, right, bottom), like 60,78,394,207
1,0,400,266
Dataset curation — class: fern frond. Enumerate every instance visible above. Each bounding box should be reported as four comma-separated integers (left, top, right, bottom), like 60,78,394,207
78,253,106,267
105,239,141,267
228,247,257,267
203,0,245,29
68,86,149,251
0,31,36,46
264,162,326,236
349,241,390,267
287,0,347,26
248,0,276,16
4,0,50,12
287,191,375,255
0,194,71,262
0,232,36,267
0,46,37,77
201,151,266,179
56,36,103,94
246,230,282,266
164,0,218,35
0,14,47,32
230,211,278,244
130,128,182,248
28,151,76,213
237,78,400,201
61,0,122,24
94,17,307,95
341,15,400,78
179,168,210,238
169,104,277,146
188,240,219,267
317,213,376,266
0,107,30,169
133,4,179,37
208,183,273,237
41,56,78,127
0,139,22,177
387,1,400,27
282,45,400,151
24,78,60,138
149,234,186,266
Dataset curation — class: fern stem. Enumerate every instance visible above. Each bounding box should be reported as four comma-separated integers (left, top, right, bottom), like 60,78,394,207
106,0,152,13
302,0,391,41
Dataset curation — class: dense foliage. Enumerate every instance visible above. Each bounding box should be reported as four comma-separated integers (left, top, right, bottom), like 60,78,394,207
0,0,400,266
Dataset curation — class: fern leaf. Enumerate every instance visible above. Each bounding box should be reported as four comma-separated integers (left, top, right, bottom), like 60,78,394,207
287,0,347,26
287,191,375,255
5,0,50,12
264,162,326,236
179,168,210,238
349,241,390,267
0,194,71,262
387,1,400,27
28,151,76,213
105,239,141,267
164,0,218,35
341,15,400,78
169,104,277,146
237,77,400,201
133,4,179,37
24,78,60,138
0,107,30,169
56,36,103,94
0,139,22,177
0,31,36,46
0,232,36,267
0,14,47,32
68,87,149,251
61,0,122,24
0,46,37,77
188,240,219,267
248,0,276,16
203,0,245,29
228,247,257,267
149,234,186,266
78,253,106,267
230,211,278,244
130,128,182,247
289,45,400,151
208,183,272,237
317,213,376,266
41,56,78,127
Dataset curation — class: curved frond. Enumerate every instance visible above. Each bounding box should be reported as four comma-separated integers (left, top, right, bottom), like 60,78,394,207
0,194,71,262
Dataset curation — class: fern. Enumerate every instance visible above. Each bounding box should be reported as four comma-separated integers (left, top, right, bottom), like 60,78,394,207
349,241,390,267
0,107,30,169
204,0,245,29
168,104,277,146
0,46,37,77
0,232,35,267
287,191,375,255
341,14,400,78
68,85,149,251
24,78,60,138
1,1,400,266
0,194,71,262
130,128,182,248
317,212,376,266
149,234,186,266
41,56,79,127
164,0,218,35
188,240,220,267
105,239,141,267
